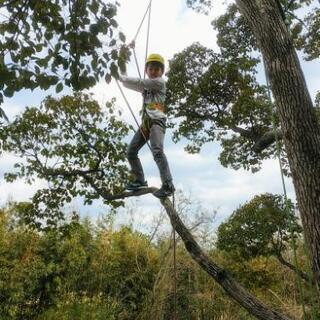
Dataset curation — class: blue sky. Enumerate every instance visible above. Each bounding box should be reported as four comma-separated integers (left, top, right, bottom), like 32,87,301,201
1,0,319,232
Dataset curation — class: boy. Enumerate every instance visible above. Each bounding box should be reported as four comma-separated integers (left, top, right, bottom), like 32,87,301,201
119,51,175,198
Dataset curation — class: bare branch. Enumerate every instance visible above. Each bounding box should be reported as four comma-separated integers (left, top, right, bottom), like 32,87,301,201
231,126,256,139
275,252,310,283
252,129,283,153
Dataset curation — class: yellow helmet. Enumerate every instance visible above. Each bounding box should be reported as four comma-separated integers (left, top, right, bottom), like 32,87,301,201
146,53,165,66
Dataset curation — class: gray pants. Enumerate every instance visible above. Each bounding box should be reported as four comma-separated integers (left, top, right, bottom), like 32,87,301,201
127,120,173,184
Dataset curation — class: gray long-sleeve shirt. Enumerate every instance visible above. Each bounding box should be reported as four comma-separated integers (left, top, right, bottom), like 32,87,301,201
119,76,166,120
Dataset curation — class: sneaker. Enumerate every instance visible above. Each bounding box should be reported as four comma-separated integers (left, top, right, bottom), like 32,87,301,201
153,181,175,198
126,180,148,191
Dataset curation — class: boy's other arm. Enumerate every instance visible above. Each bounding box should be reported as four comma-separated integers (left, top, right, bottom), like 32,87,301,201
119,76,165,93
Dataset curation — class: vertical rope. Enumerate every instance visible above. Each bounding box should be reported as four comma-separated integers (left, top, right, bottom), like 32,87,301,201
133,48,142,79
133,0,152,42
172,192,177,320
116,0,154,152
115,80,141,129
141,2,178,316
144,0,152,79
132,0,152,78
141,2,179,317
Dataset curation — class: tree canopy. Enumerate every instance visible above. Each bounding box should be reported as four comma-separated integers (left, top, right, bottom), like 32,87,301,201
1,93,129,228
216,193,301,260
166,0,320,174
166,42,276,172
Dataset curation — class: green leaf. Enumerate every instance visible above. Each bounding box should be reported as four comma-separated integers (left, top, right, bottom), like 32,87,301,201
89,0,99,14
119,31,126,42
109,39,116,46
105,73,112,83
4,87,14,98
0,107,8,121
35,66,41,74
0,0,124,95
110,62,119,79
56,82,63,93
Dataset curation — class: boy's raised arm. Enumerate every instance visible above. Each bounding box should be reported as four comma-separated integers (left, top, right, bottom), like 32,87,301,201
119,76,165,93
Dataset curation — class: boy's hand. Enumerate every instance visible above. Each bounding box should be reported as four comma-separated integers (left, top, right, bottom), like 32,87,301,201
128,40,135,49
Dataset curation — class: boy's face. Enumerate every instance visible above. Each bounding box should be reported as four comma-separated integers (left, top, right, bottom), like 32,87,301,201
146,65,163,79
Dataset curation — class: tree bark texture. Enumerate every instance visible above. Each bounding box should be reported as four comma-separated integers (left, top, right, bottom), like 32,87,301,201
236,0,320,287
98,188,291,319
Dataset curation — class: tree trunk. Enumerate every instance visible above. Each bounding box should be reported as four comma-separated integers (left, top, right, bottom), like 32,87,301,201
160,197,291,320
93,187,291,319
236,0,320,288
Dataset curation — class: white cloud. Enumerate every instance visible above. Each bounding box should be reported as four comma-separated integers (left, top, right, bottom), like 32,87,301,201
2,102,24,121
0,178,46,205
